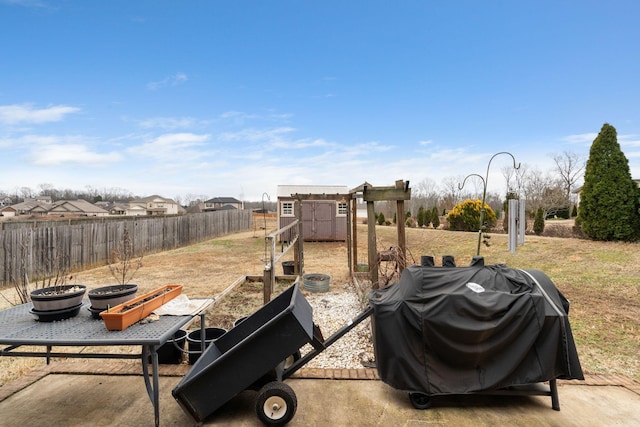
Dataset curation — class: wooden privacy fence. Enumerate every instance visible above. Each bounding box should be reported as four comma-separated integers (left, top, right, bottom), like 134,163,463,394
0,210,252,287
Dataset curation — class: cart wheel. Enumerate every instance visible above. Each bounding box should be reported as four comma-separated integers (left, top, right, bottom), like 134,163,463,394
256,381,297,425
283,351,301,370
409,392,432,410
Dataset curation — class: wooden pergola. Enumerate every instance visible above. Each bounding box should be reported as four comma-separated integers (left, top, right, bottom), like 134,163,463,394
348,179,411,288
261,180,411,303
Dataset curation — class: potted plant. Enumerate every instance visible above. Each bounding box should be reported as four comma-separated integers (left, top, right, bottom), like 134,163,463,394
28,251,86,322
88,226,141,318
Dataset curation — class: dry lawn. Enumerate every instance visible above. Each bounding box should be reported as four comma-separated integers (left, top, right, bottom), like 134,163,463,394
1,217,639,386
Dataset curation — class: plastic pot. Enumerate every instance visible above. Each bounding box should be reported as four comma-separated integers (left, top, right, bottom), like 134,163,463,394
187,327,227,364
157,329,188,364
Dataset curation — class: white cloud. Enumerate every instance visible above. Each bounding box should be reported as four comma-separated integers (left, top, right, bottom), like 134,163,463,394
146,73,189,91
218,127,296,145
561,133,597,145
29,143,121,166
127,132,211,160
619,134,640,148
419,139,434,146
0,104,79,125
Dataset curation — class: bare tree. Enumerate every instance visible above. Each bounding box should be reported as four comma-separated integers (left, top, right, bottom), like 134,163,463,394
522,168,570,218
552,151,585,199
441,175,466,211
522,168,548,213
18,186,35,199
411,178,440,215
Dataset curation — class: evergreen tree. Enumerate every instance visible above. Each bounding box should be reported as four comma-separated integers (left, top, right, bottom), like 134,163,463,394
533,207,545,235
417,206,425,227
577,123,640,241
423,206,432,227
431,206,440,228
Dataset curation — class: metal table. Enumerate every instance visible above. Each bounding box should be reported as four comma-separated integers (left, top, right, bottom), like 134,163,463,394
0,299,211,427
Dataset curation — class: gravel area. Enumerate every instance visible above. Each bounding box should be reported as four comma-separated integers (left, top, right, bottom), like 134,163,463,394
301,283,375,369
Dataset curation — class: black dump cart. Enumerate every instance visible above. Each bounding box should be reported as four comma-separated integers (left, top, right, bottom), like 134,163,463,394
369,256,584,410
172,282,371,426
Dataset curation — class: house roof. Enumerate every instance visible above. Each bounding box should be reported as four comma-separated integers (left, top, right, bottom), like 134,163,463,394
205,197,242,204
9,200,49,213
276,185,349,198
49,199,108,214
213,204,237,211
130,195,177,204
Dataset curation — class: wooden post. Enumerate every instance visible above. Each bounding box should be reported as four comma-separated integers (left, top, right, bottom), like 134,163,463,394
367,200,378,287
263,265,272,304
395,180,407,273
346,197,352,274
350,196,358,274
296,197,305,275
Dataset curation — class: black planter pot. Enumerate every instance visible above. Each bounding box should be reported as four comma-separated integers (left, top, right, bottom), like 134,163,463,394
156,329,188,364
88,284,138,314
233,316,248,328
29,285,87,321
187,327,227,365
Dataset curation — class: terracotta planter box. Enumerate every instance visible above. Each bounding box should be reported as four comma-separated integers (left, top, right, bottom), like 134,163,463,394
100,285,183,331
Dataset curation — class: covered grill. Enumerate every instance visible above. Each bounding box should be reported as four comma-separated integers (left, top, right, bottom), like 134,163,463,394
369,257,583,405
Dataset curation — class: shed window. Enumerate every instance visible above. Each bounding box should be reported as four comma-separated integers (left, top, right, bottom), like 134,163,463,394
337,202,348,216
281,201,294,216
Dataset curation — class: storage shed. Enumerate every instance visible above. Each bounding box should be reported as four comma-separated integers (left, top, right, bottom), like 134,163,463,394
277,185,349,242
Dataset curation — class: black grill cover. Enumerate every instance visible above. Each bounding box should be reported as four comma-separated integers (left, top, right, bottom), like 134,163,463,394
369,262,583,395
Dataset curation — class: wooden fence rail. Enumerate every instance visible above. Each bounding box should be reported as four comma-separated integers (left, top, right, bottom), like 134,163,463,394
0,210,252,287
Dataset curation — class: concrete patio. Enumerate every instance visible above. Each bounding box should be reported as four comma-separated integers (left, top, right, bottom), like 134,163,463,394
1,360,639,426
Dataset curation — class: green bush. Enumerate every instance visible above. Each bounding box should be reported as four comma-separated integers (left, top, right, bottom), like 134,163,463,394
447,199,497,232
377,212,386,225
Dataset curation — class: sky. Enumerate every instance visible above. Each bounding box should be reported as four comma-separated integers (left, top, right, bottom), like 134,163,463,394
1,1,639,202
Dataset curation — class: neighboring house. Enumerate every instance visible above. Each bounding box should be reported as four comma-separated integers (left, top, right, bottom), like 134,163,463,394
126,204,148,216
128,195,179,216
0,196,13,207
7,200,50,216
26,196,53,204
0,205,17,218
95,201,129,216
47,199,109,217
203,197,243,211
109,203,130,216
277,185,350,242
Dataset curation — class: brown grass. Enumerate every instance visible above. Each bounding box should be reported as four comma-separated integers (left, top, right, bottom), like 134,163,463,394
1,217,639,386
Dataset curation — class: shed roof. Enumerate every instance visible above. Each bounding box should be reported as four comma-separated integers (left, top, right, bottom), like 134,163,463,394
276,185,349,198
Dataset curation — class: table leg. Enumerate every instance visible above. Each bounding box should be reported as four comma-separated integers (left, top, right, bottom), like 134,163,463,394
550,378,560,411
142,345,161,426
200,313,206,352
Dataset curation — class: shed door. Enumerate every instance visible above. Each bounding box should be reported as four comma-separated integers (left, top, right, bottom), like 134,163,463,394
302,201,335,241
